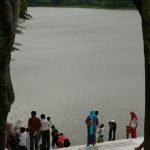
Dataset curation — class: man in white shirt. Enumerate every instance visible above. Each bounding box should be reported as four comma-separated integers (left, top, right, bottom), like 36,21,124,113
47,116,53,128
19,127,27,150
40,114,50,150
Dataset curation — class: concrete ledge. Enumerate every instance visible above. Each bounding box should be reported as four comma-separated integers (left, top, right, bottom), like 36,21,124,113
61,137,143,150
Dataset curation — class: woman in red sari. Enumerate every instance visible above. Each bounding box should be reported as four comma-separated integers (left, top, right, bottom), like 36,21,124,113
127,112,138,138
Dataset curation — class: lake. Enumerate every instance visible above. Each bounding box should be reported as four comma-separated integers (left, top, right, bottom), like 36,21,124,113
9,7,144,146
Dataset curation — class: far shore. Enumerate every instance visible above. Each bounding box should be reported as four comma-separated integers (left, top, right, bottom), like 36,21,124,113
27,5,136,10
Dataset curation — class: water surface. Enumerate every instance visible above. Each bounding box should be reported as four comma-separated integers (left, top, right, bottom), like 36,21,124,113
9,7,144,145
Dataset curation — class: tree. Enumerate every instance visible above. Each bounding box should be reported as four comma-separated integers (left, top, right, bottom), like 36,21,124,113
20,0,28,18
100,0,133,8
0,0,20,149
133,0,150,150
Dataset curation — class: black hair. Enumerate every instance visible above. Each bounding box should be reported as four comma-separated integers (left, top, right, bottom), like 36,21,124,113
95,111,99,116
100,123,104,128
59,133,63,136
31,111,36,117
47,116,50,121
41,114,45,119
20,127,26,133
51,125,56,129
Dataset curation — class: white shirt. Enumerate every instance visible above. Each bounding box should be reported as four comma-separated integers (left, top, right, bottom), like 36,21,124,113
100,127,105,136
19,132,27,146
26,132,30,149
41,119,50,131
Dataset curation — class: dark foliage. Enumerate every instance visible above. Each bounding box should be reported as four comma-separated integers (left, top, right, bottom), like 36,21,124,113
27,0,134,8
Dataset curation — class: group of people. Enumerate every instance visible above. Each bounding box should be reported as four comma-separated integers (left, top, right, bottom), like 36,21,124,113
85,110,139,146
4,110,140,150
4,111,70,150
85,110,117,146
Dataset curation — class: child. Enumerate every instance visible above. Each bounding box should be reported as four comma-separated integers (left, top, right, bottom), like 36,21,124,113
18,127,27,150
97,123,105,143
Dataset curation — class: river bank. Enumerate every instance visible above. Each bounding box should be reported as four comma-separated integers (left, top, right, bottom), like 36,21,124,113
56,137,143,150
9,7,144,145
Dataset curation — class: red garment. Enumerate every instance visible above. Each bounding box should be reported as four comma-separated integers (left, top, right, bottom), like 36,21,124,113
129,112,138,138
130,112,138,120
28,116,41,135
130,128,137,138
57,135,68,148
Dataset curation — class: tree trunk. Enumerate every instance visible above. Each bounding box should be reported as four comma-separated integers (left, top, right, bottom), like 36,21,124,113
142,1,150,149
133,0,150,150
0,0,20,149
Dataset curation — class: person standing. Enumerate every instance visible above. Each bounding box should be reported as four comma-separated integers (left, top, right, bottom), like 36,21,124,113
51,125,59,149
6,123,19,150
47,117,53,127
126,112,138,139
28,111,41,150
109,120,117,141
13,120,22,133
18,127,27,150
26,128,30,150
40,114,50,150
97,123,105,143
85,110,99,146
